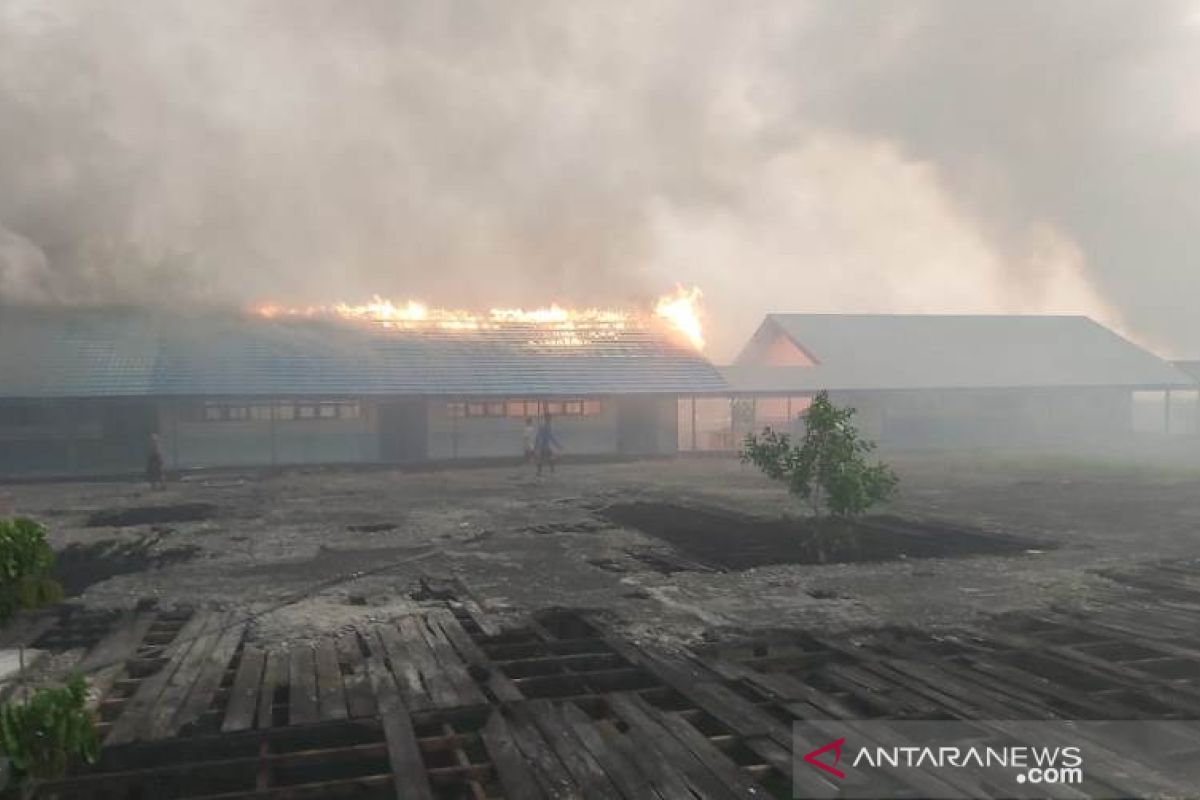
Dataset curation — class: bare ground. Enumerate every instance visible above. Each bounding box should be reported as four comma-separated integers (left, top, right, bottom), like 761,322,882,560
3,450,1200,649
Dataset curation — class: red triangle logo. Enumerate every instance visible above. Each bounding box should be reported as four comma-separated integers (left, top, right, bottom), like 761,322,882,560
803,737,846,779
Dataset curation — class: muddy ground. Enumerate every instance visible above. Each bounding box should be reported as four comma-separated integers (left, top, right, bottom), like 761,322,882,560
3,448,1200,648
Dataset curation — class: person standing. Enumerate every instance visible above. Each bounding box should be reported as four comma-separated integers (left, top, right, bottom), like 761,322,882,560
145,432,166,490
535,413,562,476
523,417,536,463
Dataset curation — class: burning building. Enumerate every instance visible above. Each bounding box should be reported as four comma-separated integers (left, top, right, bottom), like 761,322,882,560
697,314,1197,450
0,298,723,476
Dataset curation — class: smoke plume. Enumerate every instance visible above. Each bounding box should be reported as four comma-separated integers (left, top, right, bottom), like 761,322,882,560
1,1,1196,358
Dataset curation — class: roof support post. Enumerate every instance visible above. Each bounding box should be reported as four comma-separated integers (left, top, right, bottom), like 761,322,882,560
690,396,697,452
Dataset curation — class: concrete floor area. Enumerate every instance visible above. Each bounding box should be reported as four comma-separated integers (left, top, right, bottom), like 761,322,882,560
3,449,1200,650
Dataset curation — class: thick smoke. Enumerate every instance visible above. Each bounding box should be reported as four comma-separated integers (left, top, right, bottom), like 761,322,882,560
1,1,1196,358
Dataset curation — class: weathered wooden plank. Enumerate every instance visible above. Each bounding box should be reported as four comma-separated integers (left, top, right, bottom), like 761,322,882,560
257,649,286,729
78,611,159,705
480,710,549,800
335,634,376,719
597,717,696,800
313,638,348,722
517,700,623,800
105,611,220,745
414,614,487,709
78,611,158,674
171,622,246,734
560,702,659,800
427,608,522,703
458,598,502,637
607,692,746,800
372,624,432,712
143,613,232,740
506,706,583,800
646,706,770,800
288,644,320,726
221,645,266,733
395,617,460,709
365,651,434,800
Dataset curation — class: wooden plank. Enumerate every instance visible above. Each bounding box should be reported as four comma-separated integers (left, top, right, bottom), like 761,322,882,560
105,610,220,745
79,611,158,704
335,634,376,719
365,652,435,800
597,717,696,800
257,649,286,729
480,710,548,800
372,624,433,712
427,608,522,703
288,644,320,726
78,611,158,674
143,613,231,740
414,614,487,709
222,645,266,733
314,638,349,722
458,599,502,637
645,706,769,800
517,700,623,800
170,622,246,735
395,617,460,709
559,702,669,800
505,707,583,799
607,692,746,800
605,636,790,744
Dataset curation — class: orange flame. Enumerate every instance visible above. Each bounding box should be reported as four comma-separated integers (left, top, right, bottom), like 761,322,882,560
252,287,705,349
654,285,704,350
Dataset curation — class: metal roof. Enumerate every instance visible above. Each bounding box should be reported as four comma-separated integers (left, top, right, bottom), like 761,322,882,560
1171,361,1200,383
0,306,727,398
725,314,1196,392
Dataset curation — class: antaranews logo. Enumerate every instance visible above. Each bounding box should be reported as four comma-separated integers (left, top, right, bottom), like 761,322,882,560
793,722,1100,799
802,737,846,780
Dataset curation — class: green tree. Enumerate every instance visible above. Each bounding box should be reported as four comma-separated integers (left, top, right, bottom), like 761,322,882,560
0,519,96,796
1,677,99,788
0,519,62,628
741,392,898,517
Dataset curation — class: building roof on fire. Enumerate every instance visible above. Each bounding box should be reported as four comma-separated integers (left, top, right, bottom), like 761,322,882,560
0,306,727,398
722,314,1195,392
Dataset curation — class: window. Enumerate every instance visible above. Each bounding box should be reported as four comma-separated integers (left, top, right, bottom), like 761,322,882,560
318,403,338,419
446,398,604,418
250,405,272,421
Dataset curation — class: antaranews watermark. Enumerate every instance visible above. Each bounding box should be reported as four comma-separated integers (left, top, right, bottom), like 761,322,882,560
792,720,1199,799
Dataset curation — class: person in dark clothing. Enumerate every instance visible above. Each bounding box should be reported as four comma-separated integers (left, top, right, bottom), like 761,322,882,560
146,432,166,490
534,413,562,476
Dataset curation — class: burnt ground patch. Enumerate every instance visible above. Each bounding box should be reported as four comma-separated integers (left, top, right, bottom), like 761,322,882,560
598,502,1047,570
54,536,201,596
85,502,218,528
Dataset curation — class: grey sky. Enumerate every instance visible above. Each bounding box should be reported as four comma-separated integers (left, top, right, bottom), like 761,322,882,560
1,1,1197,358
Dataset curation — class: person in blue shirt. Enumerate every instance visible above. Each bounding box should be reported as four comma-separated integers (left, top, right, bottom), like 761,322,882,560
534,412,562,476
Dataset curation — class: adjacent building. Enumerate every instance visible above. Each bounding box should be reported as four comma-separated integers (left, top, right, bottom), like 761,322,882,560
689,314,1197,450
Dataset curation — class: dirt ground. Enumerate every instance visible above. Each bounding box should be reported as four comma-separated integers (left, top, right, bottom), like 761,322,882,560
3,448,1200,649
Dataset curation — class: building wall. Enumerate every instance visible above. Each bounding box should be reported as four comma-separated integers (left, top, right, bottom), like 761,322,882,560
159,399,379,468
833,388,1134,447
0,399,154,475
427,397,620,459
